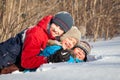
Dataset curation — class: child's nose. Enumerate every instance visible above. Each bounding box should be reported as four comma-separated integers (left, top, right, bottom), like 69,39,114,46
55,31,59,35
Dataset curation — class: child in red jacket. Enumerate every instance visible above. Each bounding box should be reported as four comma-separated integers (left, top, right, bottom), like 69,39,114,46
0,11,73,74
21,11,73,69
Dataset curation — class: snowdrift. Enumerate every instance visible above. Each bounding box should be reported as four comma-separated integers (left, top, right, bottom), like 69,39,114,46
0,37,120,80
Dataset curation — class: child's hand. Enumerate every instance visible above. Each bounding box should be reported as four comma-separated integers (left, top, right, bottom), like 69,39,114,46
47,49,71,63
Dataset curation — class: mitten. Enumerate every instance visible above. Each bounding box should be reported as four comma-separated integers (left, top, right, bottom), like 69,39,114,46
47,49,71,63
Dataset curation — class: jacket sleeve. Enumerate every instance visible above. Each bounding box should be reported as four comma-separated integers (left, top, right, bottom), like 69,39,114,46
40,45,62,57
21,31,47,69
67,56,84,63
37,15,53,28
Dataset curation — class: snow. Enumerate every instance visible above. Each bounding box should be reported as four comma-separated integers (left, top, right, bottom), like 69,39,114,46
0,37,120,80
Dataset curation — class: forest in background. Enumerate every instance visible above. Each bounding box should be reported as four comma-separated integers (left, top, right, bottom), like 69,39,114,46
0,0,120,42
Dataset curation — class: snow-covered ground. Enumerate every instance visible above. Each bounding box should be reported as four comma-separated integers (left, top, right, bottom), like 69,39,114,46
0,37,120,80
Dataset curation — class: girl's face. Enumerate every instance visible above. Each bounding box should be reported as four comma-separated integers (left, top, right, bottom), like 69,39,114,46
62,37,77,50
50,23,64,38
73,48,85,60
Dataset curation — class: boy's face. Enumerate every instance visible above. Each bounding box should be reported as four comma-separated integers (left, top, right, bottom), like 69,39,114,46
50,23,64,38
62,37,77,50
73,48,85,60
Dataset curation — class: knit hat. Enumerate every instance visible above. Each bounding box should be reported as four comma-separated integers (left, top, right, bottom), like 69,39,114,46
75,41,91,55
52,11,73,32
60,26,81,43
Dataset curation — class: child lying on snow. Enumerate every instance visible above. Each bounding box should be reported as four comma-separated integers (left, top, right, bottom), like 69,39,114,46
0,11,73,69
0,11,74,74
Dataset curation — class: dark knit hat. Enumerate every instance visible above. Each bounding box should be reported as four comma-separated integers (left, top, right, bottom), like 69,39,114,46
52,11,73,32
75,41,91,55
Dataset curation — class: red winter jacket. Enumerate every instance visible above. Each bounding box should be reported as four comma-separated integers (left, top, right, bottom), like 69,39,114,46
21,15,54,69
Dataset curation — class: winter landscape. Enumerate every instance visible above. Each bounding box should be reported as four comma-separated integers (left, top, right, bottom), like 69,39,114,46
0,36,120,80
0,0,119,80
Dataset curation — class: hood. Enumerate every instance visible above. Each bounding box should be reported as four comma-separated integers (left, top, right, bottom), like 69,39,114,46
36,15,55,39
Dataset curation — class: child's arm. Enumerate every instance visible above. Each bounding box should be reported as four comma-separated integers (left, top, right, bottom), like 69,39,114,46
21,29,47,69
40,45,62,57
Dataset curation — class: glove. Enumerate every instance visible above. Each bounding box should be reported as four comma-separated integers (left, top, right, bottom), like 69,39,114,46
47,49,71,63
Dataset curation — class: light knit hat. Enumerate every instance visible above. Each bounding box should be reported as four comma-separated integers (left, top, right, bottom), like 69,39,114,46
60,26,81,43
47,26,81,46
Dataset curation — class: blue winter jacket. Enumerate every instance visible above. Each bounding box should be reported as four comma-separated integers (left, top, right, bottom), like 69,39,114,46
40,45,84,63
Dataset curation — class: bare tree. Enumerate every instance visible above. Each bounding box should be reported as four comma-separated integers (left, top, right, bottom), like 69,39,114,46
0,0,119,42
